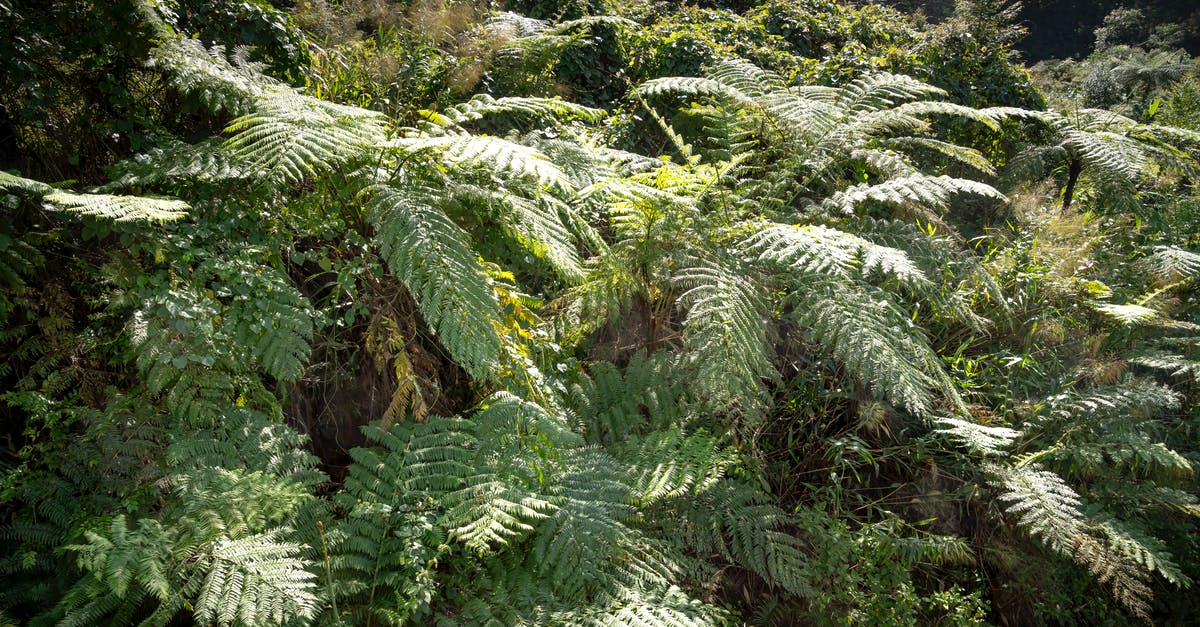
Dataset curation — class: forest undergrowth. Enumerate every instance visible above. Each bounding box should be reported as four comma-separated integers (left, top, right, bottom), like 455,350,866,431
1,0,1199,625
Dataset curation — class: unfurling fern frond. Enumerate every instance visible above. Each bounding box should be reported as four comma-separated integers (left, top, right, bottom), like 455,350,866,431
366,182,502,381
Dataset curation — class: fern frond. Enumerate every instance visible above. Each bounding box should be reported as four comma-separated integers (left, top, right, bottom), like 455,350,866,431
820,175,1006,216
149,38,276,116
69,516,172,601
365,182,502,381
932,416,1021,457
323,508,438,626
171,468,313,540
446,479,557,554
704,58,789,100
849,216,1004,328
193,531,319,627
994,465,1086,555
102,138,248,190
835,72,947,115
881,136,996,176
453,185,584,282
167,408,322,483
615,429,733,506
216,259,314,383
742,223,931,291
568,351,691,444
1074,532,1155,620
1051,378,1181,419
1090,301,1160,325
554,586,727,626
680,480,815,599
1095,432,1193,479
1143,245,1200,280
225,91,387,184
1128,350,1200,384
42,190,189,222
437,94,604,128
529,450,656,602
637,76,749,104
675,257,775,419
394,134,572,193
474,391,584,449
892,100,1002,132
852,148,920,178
5,170,187,221
791,280,955,416
0,171,54,195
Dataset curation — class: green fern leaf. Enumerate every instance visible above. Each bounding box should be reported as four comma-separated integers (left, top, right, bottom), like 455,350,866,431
226,91,387,184
366,183,503,381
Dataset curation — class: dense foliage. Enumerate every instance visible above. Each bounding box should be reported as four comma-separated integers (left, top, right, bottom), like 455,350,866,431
2,0,1199,625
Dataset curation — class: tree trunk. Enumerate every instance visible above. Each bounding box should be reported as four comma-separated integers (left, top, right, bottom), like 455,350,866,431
1061,158,1082,211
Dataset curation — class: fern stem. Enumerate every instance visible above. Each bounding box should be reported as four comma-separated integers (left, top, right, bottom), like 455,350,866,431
317,520,339,620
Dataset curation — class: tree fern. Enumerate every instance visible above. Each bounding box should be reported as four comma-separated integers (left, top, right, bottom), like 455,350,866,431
1007,107,1200,209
